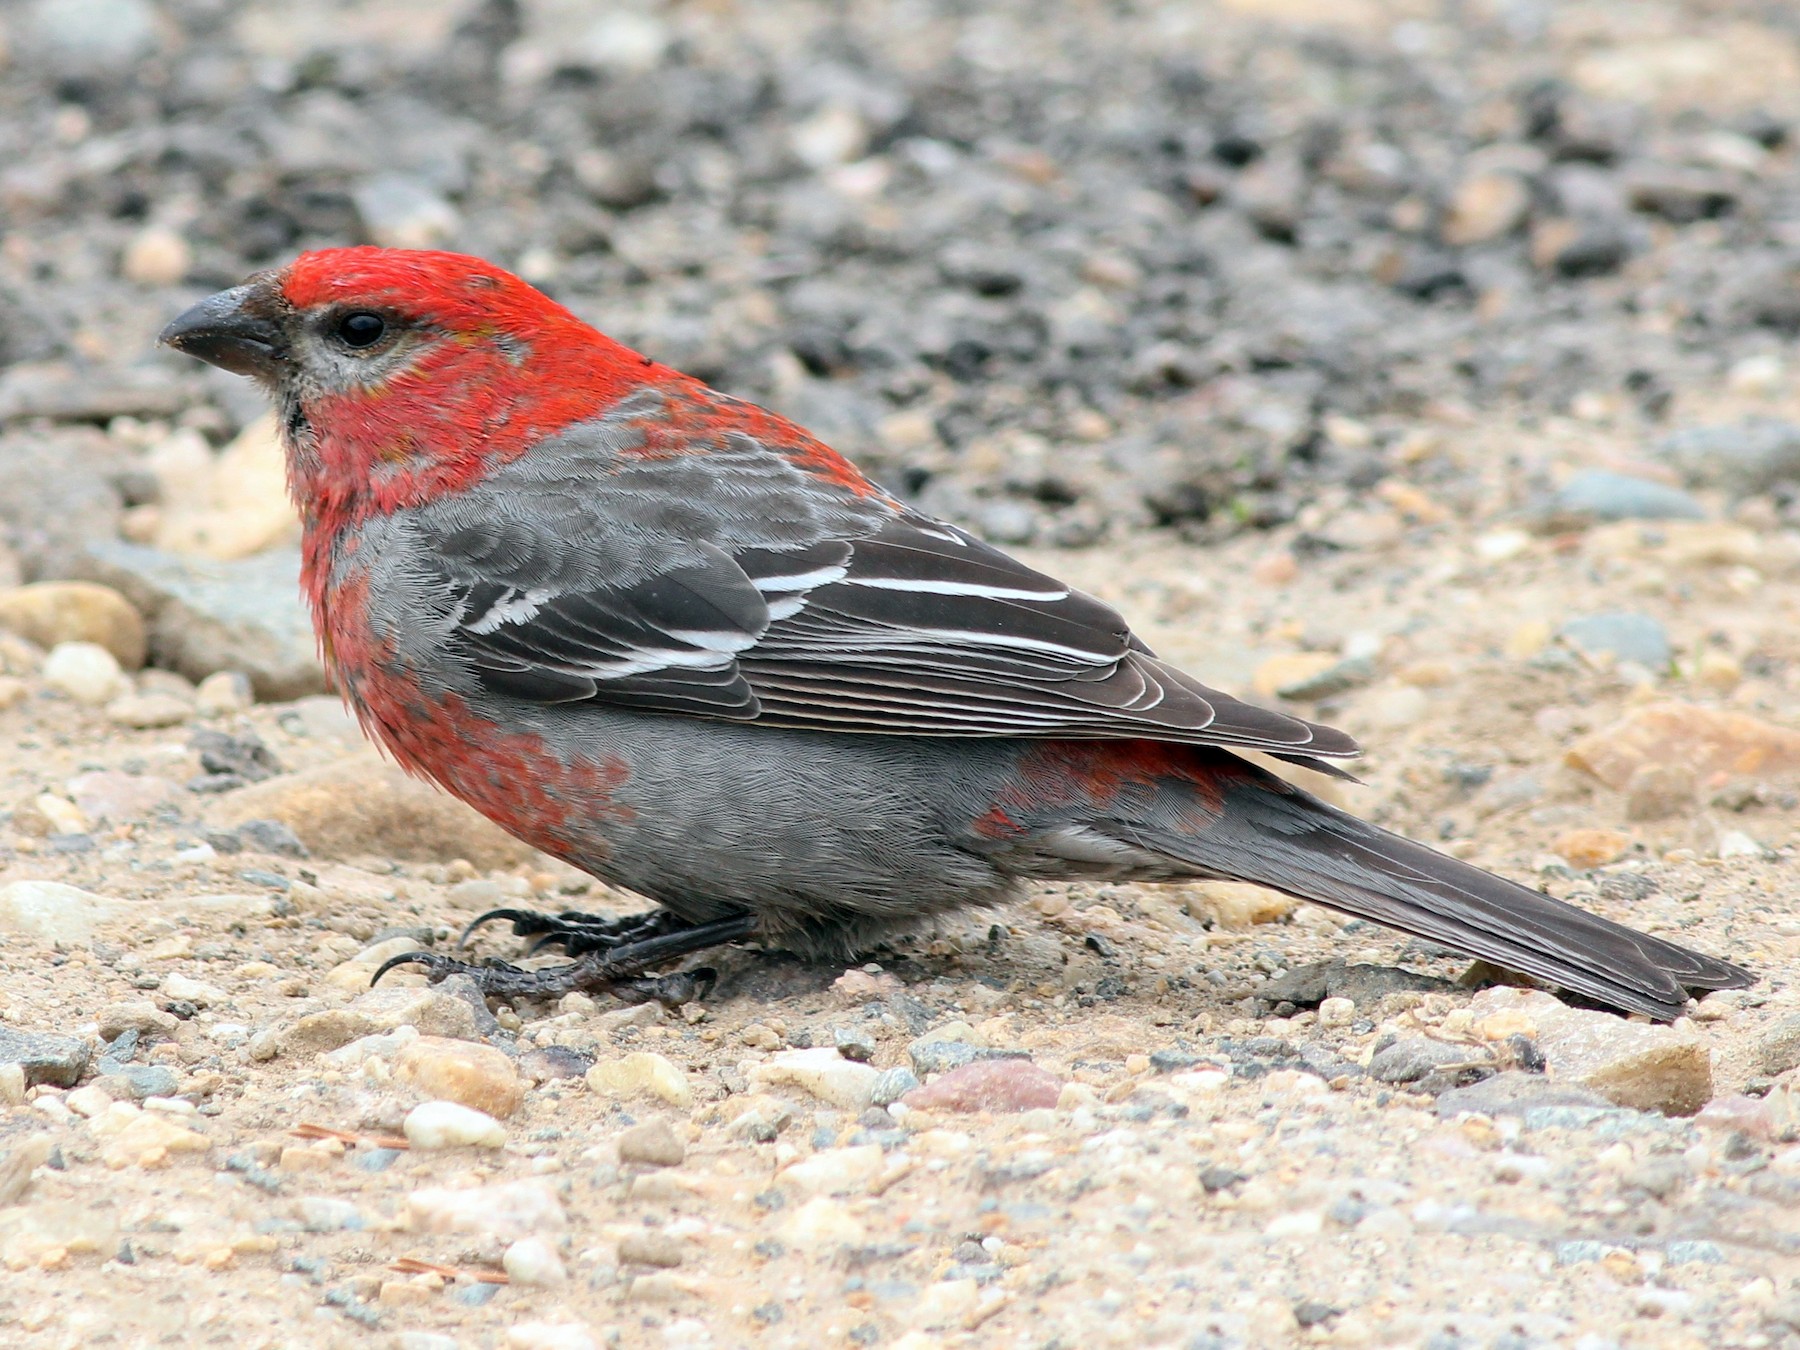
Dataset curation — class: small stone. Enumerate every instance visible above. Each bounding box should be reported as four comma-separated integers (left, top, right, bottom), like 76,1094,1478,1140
404,1100,507,1149
776,1196,867,1248
1754,1017,1800,1076
1551,471,1706,522
80,540,325,699
97,1001,178,1040
215,752,534,867
276,1010,381,1059
520,1045,594,1084
159,972,224,1007
1694,649,1741,693
617,1231,686,1268
1369,1038,1489,1085
902,1059,1063,1113
89,1102,210,1168
779,1144,886,1195
445,878,507,911
1718,829,1770,860
617,1119,686,1168
1252,652,1340,701
1188,881,1296,929
194,670,254,714
1656,419,1800,497
1468,987,1710,1115
0,1064,24,1105
0,1135,53,1206
587,1052,693,1107
41,641,127,704
68,770,179,823
915,1278,981,1330
1358,683,1429,731
1552,829,1631,870
1558,613,1673,669
504,1324,597,1350
394,1037,525,1117
407,1178,567,1240
0,1026,91,1087
1624,764,1698,822
66,1084,114,1118
120,227,191,287
1317,996,1356,1028
97,1064,180,1101
0,582,144,668
503,1236,568,1287
105,692,192,729
1433,1072,1615,1119
833,1025,877,1062
354,173,460,250
294,1196,366,1232
1566,701,1800,789
1442,171,1530,245
746,1047,880,1111
870,1066,921,1107
1275,655,1375,701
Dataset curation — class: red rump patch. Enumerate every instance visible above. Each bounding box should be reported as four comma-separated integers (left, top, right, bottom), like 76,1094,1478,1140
981,740,1231,827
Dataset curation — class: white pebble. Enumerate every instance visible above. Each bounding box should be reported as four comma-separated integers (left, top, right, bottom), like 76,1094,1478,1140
1318,996,1356,1028
42,641,127,704
403,1100,506,1149
502,1235,568,1286
194,670,254,714
505,1322,599,1350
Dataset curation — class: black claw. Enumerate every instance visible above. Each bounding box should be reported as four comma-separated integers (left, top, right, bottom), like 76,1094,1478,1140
458,907,553,949
371,949,450,985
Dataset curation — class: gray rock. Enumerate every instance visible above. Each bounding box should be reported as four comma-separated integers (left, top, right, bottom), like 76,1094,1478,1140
79,542,326,699
23,0,158,75
95,1064,181,1101
1656,419,1800,496
1432,1071,1615,1119
1274,656,1376,701
0,1027,91,1087
1257,959,1458,1009
869,1066,920,1106
1369,1038,1489,1085
1755,1015,1800,1077
1557,612,1672,669
0,428,126,582
352,173,461,250
1550,470,1705,522
907,1041,1027,1075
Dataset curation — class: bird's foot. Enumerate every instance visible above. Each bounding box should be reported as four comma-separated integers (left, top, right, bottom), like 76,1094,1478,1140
375,912,756,1006
457,905,685,958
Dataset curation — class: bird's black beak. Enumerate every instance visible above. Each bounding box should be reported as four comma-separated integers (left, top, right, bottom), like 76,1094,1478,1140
159,282,290,384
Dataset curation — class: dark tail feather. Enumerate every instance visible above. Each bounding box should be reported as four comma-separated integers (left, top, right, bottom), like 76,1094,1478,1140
1126,757,1752,1021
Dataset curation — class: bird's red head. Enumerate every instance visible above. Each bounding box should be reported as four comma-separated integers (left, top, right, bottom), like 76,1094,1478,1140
161,246,691,525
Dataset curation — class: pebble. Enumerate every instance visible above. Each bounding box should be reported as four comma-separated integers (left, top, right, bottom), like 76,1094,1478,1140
1754,1016,1800,1077
120,226,191,287
618,1119,687,1167
404,1100,508,1149
1369,1038,1488,1085
354,173,461,249
87,1101,210,1168
1623,763,1697,822
0,1026,91,1087
295,1196,366,1233
502,1235,568,1287
406,1178,567,1240
1552,829,1631,870
1566,700,1800,789
1656,419,1800,496
617,1231,686,1267
1467,988,1710,1116
215,753,534,867
1441,170,1530,245
67,770,179,823
0,1135,53,1207
394,1037,525,1117
98,1001,179,1040
902,1059,1063,1112
105,691,193,728
0,582,145,667
776,1196,867,1247
194,669,254,714
82,541,325,700
1551,470,1706,522
747,1047,881,1111
870,1066,921,1106
779,1144,886,1195
1275,655,1376,701
1252,652,1339,700
1717,828,1770,860
504,1322,598,1350
0,879,127,946
97,1064,180,1101
1557,612,1672,669
41,641,128,704
587,1051,694,1107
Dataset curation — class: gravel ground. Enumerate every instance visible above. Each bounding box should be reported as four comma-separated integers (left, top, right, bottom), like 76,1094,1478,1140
4,2,1800,1349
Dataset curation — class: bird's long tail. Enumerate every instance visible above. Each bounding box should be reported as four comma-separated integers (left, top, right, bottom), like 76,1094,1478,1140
994,742,1752,1019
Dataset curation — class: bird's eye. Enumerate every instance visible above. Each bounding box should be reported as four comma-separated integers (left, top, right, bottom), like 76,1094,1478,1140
334,312,387,349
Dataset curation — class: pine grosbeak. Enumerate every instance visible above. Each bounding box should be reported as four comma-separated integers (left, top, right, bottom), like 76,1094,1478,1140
160,247,1749,1019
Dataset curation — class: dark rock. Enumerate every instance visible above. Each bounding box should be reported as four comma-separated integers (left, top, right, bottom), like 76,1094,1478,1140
1368,1037,1492,1086
1257,959,1458,1009
0,1027,91,1087
1548,470,1705,522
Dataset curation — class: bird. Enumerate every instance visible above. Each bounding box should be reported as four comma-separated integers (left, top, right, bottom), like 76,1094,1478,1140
158,246,1751,1020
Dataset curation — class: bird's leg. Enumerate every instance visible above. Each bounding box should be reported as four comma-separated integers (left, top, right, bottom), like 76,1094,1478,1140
458,905,686,958
374,912,757,1006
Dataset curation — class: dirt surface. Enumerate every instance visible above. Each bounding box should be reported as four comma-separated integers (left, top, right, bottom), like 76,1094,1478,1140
4,2,1800,1350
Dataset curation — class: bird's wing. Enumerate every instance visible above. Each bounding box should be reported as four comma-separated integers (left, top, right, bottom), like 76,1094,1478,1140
408,393,1359,762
